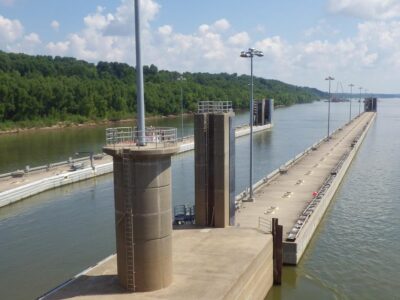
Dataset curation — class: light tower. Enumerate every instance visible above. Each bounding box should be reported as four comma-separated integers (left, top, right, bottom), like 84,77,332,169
240,48,264,201
349,83,354,122
325,76,335,139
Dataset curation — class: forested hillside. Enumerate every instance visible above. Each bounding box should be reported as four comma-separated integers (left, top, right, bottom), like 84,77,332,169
0,51,325,129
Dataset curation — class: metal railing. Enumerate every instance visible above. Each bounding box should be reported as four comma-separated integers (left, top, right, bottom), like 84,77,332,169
0,155,103,180
176,134,194,143
173,205,195,225
105,127,177,148
258,217,272,234
197,101,233,114
286,151,351,241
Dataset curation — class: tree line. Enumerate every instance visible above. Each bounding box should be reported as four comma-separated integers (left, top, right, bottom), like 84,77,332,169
0,51,325,128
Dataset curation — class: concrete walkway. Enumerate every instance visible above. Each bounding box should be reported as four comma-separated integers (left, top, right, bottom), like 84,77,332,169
0,156,113,193
236,112,374,241
41,228,273,300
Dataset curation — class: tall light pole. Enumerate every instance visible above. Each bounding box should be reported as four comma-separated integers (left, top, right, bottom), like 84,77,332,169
135,0,145,145
240,48,264,201
359,86,363,115
177,76,186,138
349,83,354,122
325,76,334,139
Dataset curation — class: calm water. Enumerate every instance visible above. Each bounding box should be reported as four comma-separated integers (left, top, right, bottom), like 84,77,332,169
266,100,400,300
0,100,398,299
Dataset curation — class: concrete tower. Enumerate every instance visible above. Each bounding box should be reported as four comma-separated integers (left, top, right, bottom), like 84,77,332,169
194,101,235,228
104,128,178,292
254,98,274,126
364,97,377,112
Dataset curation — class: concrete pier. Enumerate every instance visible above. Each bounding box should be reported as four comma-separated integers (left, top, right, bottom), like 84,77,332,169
40,112,375,299
103,145,178,292
40,228,273,300
195,107,235,228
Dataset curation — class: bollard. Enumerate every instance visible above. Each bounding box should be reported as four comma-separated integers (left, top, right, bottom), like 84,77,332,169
272,218,283,285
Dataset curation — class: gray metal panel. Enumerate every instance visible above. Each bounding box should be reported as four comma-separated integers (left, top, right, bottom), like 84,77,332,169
229,115,236,226
267,99,274,124
194,114,209,226
208,114,216,226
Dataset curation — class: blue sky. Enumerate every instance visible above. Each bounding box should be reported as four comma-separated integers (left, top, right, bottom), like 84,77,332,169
1,0,400,93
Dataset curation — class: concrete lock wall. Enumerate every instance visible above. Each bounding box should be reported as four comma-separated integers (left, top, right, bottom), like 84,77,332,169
107,147,176,292
194,113,209,226
283,114,376,265
365,98,378,112
195,112,235,228
254,99,274,126
210,113,231,228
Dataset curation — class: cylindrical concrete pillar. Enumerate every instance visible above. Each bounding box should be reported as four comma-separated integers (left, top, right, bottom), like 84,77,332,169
104,147,177,292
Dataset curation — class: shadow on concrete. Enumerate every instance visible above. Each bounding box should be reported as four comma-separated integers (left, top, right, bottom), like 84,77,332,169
173,224,203,230
44,275,127,300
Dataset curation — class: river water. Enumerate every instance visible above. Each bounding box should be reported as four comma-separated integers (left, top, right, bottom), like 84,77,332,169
0,100,399,299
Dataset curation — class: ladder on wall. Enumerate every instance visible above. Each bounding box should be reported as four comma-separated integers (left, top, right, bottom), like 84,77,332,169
123,156,136,292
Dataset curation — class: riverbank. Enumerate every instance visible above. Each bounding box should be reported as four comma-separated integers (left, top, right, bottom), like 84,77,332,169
0,113,194,136
0,101,299,136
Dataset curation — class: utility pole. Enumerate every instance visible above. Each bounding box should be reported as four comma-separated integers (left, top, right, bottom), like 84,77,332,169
325,76,334,139
135,0,145,145
349,83,354,122
240,48,264,201
177,76,186,138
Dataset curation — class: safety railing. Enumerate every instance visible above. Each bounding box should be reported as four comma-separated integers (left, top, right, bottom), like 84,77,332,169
176,135,194,144
286,151,351,241
258,217,272,234
105,127,177,148
0,155,104,180
197,101,233,114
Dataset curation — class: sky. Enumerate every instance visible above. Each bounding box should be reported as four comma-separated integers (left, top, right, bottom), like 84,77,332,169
1,0,400,93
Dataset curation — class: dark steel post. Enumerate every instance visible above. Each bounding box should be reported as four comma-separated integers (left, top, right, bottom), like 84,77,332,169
272,218,283,285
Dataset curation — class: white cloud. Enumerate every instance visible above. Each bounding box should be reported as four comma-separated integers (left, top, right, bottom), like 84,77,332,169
158,25,172,36
24,33,41,44
0,15,43,54
43,0,160,62
51,20,60,31
328,0,400,20
0,15,24,45
84,8,113,31
304,20,340,38
255,36,286,59
104,0,160,36
213,19,230,32
46,41,70,55
228,32,250,46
